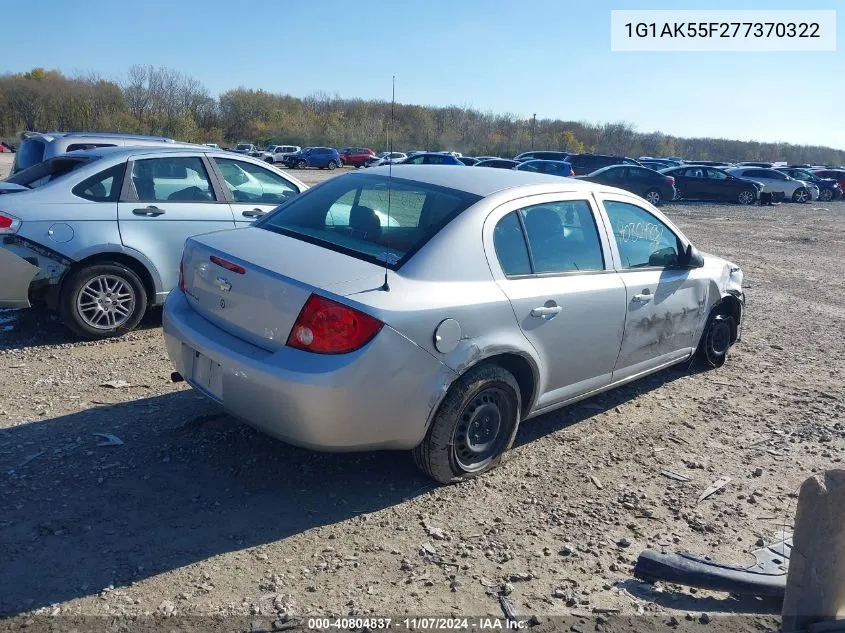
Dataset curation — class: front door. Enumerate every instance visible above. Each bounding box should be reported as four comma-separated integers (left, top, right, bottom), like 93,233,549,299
598,195,710,381
211,157,302,227
117,154,235,294
485,194,628,409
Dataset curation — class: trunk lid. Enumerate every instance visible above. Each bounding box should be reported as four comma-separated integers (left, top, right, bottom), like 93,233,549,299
181,227,388,351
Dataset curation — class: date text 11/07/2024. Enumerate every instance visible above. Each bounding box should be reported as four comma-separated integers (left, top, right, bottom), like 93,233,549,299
306,617,533,630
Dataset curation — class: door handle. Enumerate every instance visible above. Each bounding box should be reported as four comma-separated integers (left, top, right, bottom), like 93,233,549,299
132,206,165,217
530,305,562,318
242,208,266,218
632,291,653,303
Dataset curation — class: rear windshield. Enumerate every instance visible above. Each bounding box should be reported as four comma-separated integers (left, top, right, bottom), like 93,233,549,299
7,156,95,189
257,173,481,269
12,138,47,172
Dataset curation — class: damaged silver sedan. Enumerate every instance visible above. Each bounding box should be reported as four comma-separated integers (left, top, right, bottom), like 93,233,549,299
163,167,745,483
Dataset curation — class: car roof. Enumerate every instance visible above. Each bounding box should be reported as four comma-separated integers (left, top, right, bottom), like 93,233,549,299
365,164,594,196
66,144,211,160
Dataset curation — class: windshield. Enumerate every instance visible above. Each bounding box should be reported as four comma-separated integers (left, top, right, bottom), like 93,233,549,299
257,173,480,269
12,138,47,173
7,156,95,189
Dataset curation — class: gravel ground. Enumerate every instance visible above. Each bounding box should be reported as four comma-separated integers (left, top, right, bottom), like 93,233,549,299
0,165,843,631
0,153,13,179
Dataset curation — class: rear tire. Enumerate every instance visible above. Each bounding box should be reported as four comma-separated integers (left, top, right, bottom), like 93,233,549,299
819,188,833,202
644,188,661,206
792,187,809,203
265,157,273,163
296,160,307,170
327,160,338,170
696,313,734,369
60,263,147,339
413,364,521,484
737,189,756,205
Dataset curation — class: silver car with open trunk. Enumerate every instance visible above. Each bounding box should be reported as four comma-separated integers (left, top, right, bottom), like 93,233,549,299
163,165,744,483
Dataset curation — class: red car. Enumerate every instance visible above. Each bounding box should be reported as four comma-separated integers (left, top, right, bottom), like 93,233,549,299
812,169,845,193
338,147,375,167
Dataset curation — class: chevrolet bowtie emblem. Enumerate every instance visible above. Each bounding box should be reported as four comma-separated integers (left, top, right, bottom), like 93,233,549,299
214,277,232,292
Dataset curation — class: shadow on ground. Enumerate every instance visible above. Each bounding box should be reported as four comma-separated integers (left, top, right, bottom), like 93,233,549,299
0,308,162,351
618,579,782,615
0,361,707,616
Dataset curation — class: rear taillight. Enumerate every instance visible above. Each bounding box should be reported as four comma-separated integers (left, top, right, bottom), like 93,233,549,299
569,169,575,177
0,212,20,233
664,176,675,185
178,256,185,292
287,294,383,354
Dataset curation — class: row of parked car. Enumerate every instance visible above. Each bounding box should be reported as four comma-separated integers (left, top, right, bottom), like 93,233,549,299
0,131,747,483
187,143,845,207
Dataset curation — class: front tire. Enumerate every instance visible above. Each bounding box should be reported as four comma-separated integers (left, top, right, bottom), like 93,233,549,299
644,188,661,206
792,187,810,203
413,364,521,484
696,313,734,369
737,189,756,205
296,160,307,170
60,263,147,339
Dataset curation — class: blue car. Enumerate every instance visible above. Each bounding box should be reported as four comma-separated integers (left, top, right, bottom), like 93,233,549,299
516,159,574,177
397,152,465,166
285,147,342,170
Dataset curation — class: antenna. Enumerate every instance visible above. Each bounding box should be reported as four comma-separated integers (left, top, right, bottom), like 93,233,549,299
382,75,395,292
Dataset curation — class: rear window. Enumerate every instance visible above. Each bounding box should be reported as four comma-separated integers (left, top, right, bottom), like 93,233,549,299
13,139,47,172
258,173,481,269
7,156,94,189
66,143,117,152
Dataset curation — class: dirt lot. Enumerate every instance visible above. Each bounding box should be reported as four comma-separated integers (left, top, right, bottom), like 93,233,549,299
0,153,13,179
1,165,843,631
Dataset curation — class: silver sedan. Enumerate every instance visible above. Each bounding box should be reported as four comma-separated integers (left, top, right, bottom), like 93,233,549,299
164,166,745,483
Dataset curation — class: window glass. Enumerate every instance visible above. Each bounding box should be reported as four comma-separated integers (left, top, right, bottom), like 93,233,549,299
72,164,125,201
601,166,626,181
705,168,728,180
214,158,298,204
423,155,446,165
493,212,531,276
131,156,215,202
66,143,117,152
406,155,425,164
9,157,94,189
603,200,681,268
14,139,46,171
259,173,480,268
519,200,604,273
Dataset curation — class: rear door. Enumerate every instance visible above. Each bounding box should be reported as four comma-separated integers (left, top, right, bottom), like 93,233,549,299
597,195,709,381
703,168,734,200
485,193,627,409
117,153,235,294
682,166,707,198
211,157,302,226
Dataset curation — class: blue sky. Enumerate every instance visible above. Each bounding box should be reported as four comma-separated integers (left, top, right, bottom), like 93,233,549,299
2,0,842,149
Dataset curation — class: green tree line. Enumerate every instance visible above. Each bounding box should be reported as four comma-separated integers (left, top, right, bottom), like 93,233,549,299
1,66,843,165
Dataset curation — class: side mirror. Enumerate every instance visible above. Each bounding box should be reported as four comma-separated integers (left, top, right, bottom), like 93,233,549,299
681,244,705,268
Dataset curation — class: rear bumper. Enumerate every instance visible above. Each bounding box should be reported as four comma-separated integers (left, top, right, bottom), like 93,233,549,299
0,238,70,308
163,290,455,451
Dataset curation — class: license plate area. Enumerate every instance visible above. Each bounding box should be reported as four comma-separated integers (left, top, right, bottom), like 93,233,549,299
187,346,223,401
